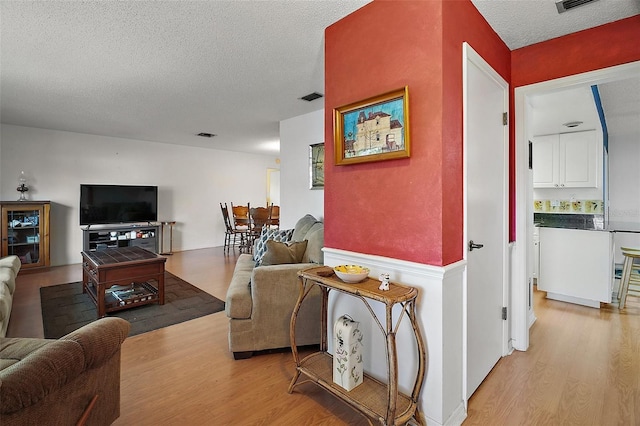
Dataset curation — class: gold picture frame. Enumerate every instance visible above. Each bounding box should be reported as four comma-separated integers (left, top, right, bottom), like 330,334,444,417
309,143,324,189
334,86,410,165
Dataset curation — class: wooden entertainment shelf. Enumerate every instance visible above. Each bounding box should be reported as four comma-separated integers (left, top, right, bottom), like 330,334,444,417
82,224,159,253
288,266,426,425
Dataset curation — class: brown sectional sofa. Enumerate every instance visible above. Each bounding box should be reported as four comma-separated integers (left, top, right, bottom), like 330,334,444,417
0,317,130,425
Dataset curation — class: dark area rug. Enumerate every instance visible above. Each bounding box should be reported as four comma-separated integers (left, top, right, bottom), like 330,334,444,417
40,272,225,339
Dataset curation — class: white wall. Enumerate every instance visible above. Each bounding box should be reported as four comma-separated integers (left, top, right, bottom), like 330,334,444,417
0,124,278,266
609,134,640,223
279,109,324,227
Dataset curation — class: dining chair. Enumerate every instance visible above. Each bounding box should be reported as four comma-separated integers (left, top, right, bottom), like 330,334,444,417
230,202,251,252
248,206,271,250
231,203,250,229
268,204,280,229
220,203,246,254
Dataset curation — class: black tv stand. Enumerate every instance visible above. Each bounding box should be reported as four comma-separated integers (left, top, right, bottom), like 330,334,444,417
82,224,160,253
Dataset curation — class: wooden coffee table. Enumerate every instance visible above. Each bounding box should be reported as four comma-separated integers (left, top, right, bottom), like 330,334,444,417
81,246,167,318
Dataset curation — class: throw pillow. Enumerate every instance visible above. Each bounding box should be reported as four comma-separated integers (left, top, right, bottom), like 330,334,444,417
260,240,308,266
253,227,294,266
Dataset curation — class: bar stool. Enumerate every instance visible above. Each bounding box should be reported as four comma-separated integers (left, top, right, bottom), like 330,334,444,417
618,247,640,309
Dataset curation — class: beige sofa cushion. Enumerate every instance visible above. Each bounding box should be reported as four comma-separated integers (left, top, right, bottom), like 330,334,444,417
291,214,320,242
0,284,13,323
0,255,20,338
302,222,324,264
0,269,17,295
0,256,21,276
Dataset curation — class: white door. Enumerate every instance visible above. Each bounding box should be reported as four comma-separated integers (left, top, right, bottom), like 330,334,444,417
463,43,509,399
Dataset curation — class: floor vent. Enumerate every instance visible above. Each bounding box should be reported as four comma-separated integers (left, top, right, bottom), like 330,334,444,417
556,0,599,13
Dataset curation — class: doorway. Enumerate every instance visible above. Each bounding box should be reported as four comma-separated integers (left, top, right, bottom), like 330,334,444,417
266,168,280,206
512,60,640,350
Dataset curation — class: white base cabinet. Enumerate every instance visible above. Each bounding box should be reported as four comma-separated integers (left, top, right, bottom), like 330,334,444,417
538,227,612,307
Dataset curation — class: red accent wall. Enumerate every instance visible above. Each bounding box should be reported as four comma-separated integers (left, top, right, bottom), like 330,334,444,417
441,0,510,262
512,15,640,87
324,0,509,266
509,15,640,239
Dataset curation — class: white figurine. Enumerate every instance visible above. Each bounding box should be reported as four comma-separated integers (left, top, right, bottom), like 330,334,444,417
378,273,390,291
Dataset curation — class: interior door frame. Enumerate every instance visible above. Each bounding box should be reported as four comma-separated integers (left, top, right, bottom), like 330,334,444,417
462,42,510,403
512,60,640,351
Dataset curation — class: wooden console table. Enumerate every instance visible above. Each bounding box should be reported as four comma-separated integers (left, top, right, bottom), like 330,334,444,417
288,266,426,425
81,246,166,318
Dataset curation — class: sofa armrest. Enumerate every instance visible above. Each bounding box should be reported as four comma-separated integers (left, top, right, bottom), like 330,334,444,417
62,317,130,369
225,255,256,320
0,318,129,414
250,263,316,312
0,255,21,276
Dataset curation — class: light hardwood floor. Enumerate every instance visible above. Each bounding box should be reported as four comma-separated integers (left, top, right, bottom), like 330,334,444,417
8,247,640,425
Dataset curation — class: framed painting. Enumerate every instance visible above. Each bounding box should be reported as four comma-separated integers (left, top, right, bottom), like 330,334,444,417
309,142,324,189
333,86,410,165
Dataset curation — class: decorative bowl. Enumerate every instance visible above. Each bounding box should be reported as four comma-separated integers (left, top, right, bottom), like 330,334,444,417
334,265,370,283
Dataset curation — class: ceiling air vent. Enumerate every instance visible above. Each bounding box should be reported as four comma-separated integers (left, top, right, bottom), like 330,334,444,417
196,132,216,138
556,0,599,13
300,92,323,102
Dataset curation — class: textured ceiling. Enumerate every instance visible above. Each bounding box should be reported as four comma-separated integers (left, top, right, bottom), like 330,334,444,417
1,1,638,155
471,0,640,50
0,1,370,154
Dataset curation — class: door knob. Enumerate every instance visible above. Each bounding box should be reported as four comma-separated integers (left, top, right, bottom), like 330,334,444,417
468,240,484,251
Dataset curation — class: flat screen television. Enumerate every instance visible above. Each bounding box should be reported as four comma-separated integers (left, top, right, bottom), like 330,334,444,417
80,184,158,225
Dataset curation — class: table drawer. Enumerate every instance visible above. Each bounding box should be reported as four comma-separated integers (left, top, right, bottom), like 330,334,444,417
83,259,98,277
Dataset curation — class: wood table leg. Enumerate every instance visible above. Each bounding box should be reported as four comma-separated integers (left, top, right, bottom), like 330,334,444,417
157,271,165,305
97,283,106,318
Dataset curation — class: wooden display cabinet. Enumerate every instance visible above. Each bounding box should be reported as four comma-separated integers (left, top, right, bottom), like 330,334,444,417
1,201,51,270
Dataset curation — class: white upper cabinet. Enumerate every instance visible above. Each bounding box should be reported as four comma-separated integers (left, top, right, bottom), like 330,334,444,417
560,131,598,187
533,130,599,188
532,134,558,187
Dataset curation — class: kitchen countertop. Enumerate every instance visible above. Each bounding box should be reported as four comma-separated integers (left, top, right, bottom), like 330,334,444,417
607,221,640,233
534,213,604,230
534,213,640,233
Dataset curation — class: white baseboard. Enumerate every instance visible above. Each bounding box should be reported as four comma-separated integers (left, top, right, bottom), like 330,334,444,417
546,292,601,308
